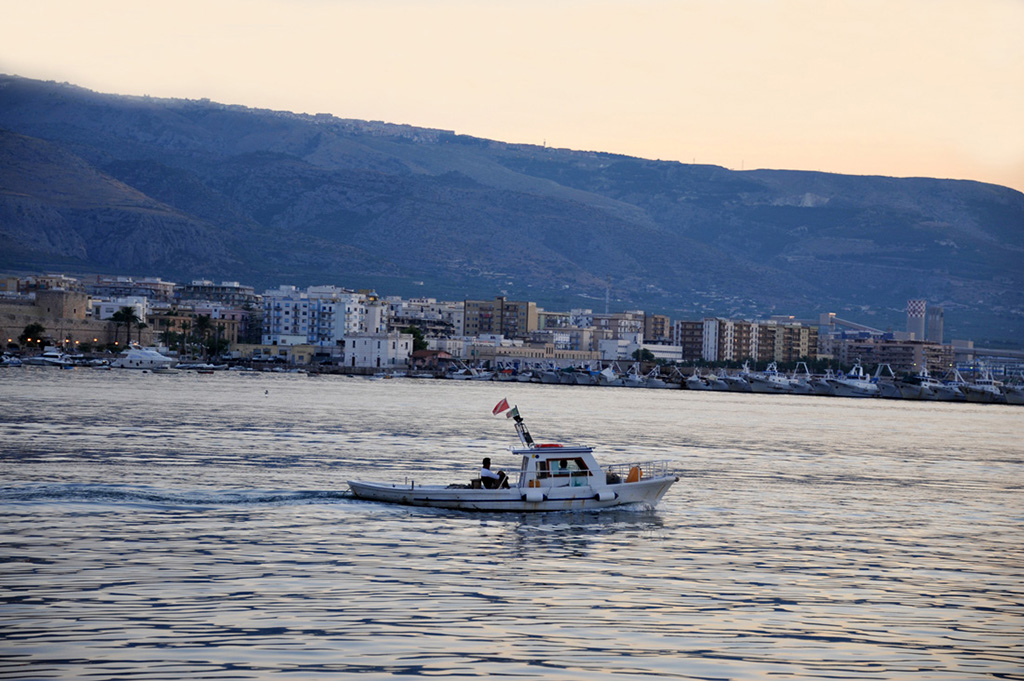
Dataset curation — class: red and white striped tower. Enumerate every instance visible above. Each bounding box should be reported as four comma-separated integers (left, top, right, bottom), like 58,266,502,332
907,299,926,340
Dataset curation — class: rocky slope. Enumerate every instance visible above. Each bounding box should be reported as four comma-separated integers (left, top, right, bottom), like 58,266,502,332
1,75,1022,343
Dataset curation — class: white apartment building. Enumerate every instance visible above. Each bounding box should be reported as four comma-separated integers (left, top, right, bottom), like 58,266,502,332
387,296,464,336
262,285,376,348
91,297,148,322
347,332,413,369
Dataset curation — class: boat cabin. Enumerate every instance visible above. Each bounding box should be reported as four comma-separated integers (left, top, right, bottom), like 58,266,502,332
512,444,598,489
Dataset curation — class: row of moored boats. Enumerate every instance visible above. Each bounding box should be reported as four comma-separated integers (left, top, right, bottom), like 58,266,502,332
429,360,1023,404
1,347,220,372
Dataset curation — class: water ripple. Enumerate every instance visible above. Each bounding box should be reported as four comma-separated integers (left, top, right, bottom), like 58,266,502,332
1,371,1022,679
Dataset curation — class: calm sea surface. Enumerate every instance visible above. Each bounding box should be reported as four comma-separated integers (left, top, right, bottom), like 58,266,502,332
1,367,1022,680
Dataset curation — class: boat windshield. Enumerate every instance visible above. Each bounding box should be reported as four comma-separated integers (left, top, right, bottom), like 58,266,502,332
537,457,590,480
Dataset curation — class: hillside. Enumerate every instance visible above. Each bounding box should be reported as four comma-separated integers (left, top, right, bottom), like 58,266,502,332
1,75,1022,344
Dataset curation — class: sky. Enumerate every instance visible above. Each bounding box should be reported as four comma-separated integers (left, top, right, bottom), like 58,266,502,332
3,0,1023,193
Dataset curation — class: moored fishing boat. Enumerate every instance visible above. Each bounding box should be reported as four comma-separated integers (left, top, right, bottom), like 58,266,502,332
827,360,879,398
706,370,730,391
788,362,815,394
746,362,793,394
347,403,679,512
811,369,837,396
1002,378,1024,405
872,364,903,399
685,370,712,390
896,367,943,400
722,371,751,392
963,368,1005,403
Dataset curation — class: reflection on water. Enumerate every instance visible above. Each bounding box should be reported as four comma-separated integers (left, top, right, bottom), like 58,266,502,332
1,368,1022,679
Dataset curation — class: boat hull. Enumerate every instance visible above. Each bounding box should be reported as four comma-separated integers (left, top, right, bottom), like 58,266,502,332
747,377,792,394
347,476,678,512
827,380,878,398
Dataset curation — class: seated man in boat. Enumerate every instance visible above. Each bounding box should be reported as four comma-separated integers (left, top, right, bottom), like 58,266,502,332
480,457,510,489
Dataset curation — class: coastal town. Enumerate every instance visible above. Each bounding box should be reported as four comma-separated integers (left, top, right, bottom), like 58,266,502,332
1,272,1021,402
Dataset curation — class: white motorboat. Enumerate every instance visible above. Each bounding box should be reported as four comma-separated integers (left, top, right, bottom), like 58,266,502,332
348,408,679,512
111,346,177,370
23,348,74,367
177,362,228,371
1,353,23,367
826,360,879,398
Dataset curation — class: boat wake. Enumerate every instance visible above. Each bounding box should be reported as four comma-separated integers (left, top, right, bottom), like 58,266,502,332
0,483,353,507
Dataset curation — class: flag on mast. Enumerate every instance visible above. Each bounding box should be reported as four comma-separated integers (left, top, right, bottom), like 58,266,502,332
506,406,520,420
492,397,510,415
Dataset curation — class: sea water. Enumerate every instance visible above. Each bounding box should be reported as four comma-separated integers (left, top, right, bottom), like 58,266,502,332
1,368,1022,680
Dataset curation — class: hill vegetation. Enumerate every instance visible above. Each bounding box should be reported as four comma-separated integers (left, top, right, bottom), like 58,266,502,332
1,75,1022,344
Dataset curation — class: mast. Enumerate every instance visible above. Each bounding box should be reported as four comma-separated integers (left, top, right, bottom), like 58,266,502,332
513,413,534,447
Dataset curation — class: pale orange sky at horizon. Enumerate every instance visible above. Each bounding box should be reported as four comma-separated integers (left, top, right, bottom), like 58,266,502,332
3,0,1023,192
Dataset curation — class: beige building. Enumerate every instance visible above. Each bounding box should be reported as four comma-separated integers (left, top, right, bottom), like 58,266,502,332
1,289,127,350
756,321,818,363
833,337,954,374
465,342,600,367
464,297,538,339
644,314,671,343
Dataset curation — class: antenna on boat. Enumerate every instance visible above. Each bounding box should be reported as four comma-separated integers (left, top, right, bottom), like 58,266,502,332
512,411,534,448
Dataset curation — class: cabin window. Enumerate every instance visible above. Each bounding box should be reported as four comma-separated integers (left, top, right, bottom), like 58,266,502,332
550,458,589,476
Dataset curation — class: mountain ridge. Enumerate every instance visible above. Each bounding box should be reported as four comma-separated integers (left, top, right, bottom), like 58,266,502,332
1,74,1022,344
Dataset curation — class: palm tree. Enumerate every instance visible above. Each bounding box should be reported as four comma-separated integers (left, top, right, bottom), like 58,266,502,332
179,321,192,358
112,306,141,347
193,314,213,359
110,309,127,347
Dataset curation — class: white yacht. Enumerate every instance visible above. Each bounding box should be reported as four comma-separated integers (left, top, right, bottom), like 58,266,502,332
22,348,74,367
110,346,177,370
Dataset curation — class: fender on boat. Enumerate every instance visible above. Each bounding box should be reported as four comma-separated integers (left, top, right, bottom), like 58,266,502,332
522,489,547,503
595,490,617,502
